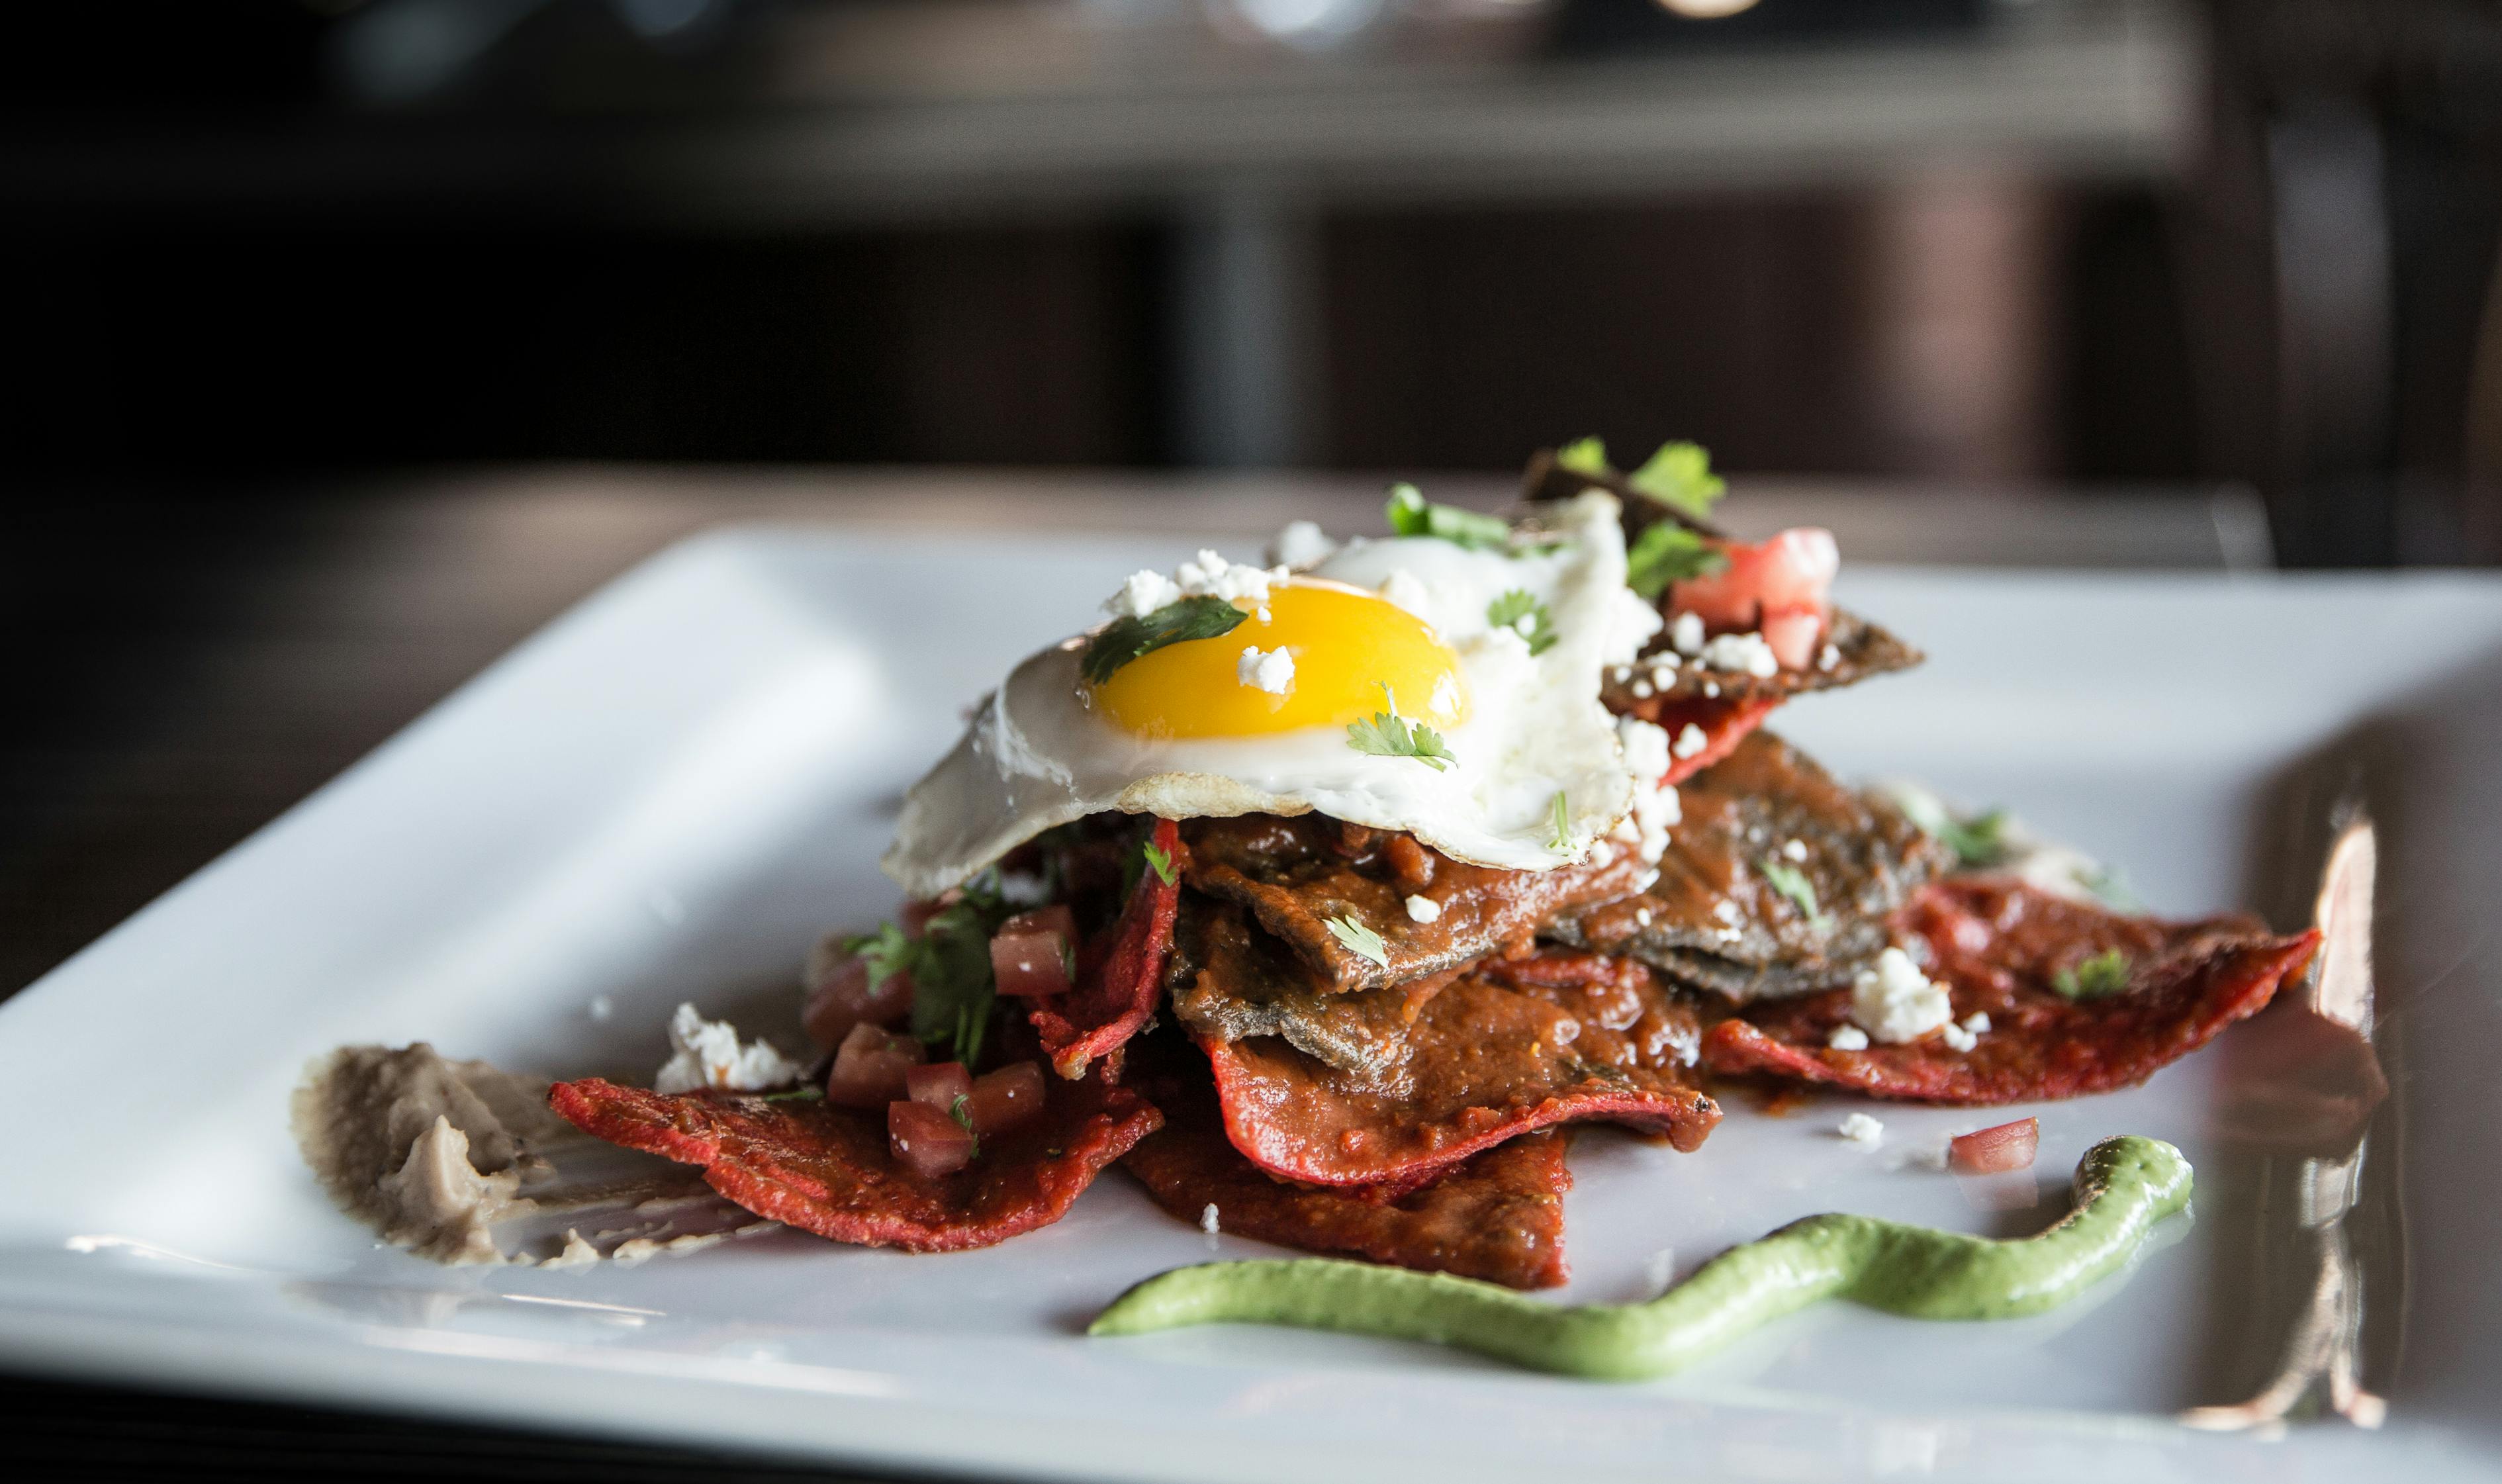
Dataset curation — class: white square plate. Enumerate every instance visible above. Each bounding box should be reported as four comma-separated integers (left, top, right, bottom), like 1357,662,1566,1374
3,529,2498,1483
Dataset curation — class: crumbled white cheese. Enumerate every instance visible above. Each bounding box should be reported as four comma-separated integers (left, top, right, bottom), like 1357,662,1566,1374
1634,907,1653,928
1839,1112,1886,1146
1702,630,1781,678
1611,717,1681,863
1661,1021,1702,1067
1828,1024,1871,1051
1961,1011,1991,1034
1379,568,1432,619
1671,722,1708,761
1405,894,1443,923
1600,586,1665,666
1712,898,1741,925
1818,643,1841,672
1702,681,1721,698
1175,548,1275,604
1611,665,1633,683
1200,1202,1221,1235
1630,680,1653,699
1236,645,1295,695
1782,839,1808,862
1670,611,1705,655
1848,948,1955,1044
1105,569,1183,620
1939,1021,1978,1053
653,1003,806,1095
1268,519,1337,569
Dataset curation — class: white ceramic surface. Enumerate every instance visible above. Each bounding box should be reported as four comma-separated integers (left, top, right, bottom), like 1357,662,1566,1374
1,528,2495,1483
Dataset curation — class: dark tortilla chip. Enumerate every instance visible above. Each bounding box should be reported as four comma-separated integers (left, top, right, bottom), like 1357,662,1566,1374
545,1072,1160,1253
1123,1044,1572,1290
1699,878,2322,1104
1029,817,1181,1080
1522,448,1923,704
1607,608,1924,708
1181,813,1646,992
1168,898,1458,1086
1555,730,1951,1001
1200,948,1720,1187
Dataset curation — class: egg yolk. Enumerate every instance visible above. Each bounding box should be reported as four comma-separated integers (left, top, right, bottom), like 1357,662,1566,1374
1089,580,1471,740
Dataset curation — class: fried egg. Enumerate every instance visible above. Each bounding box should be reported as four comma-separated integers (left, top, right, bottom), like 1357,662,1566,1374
884,490,1651,900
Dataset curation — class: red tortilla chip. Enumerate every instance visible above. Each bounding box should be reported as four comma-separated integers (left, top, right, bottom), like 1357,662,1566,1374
1613,696,1784,786
1202,949,1720,1187
1029,817,1181,1080
546,1072,1160,1253
1700,879,2321,1104
1125,1119,1573,1291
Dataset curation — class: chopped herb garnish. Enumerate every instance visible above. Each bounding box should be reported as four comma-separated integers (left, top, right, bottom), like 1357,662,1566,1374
1324,913,1391,970
1555,436,1610,477
759,1086,825,1103
1759,858,1830,929
1548,791,1572,851
1385,482,1516,552
1627,441,1727,521
2053,949,2133,1001
1080,595,1249,684
1624,522,1730,601
1140,839,1178,886
1485,588,1558,655
900,870,1015,1067
1888,791,2009,870
1346,684,1457,770
2079,865,2140,911
843,920,919,991
947,1093,981,1156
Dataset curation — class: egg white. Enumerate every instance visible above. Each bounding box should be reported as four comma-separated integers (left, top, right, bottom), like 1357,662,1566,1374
882,491,1644,900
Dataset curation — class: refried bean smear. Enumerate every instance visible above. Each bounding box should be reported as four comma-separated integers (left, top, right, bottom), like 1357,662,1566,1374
301,442,2319,1289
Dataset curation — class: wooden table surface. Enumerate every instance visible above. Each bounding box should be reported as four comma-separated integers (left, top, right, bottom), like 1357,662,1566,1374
0,466,2256,1479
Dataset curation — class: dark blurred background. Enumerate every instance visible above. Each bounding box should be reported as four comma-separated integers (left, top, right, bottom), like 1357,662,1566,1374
9,0,2501,565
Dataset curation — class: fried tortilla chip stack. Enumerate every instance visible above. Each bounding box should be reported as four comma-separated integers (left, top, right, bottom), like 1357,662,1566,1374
551,447,2317,1288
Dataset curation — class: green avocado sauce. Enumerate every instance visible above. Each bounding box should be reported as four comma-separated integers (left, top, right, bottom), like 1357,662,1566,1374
1089,1135,2190,1381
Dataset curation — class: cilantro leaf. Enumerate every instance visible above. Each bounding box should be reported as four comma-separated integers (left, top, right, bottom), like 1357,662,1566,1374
1624,522,1730,601
1141,839,1178,886
905,872,1015,1067
1548,790,1571,851
1081,596,1249,685
1628,441,1726,520
1385,482,1515,551
1323,914,1391,970
1888,790,2010,870
2052,948,2132,1001
1485,588,1557,655
759,1086,825,1103
1759,858,1830,929
1346,686,1457,770
947,1092,982,1157
843,921,921,992
1555,436,1610,477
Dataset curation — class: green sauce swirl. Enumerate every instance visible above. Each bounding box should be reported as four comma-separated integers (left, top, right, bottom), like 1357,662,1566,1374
1091,1135,2190,1380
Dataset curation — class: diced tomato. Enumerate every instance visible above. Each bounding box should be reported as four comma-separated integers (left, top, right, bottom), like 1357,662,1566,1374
905,1060,973,1111
825,1023,926,1109
1949,1117,2040,1174
1669,528,1839,669
961,1061,1047,1137
1759,605,1825,671
802,953,916,1051
888,1099,978,1177
990,905,1076,999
